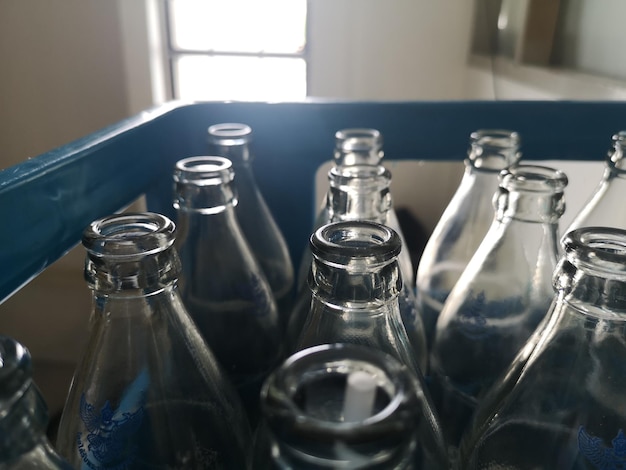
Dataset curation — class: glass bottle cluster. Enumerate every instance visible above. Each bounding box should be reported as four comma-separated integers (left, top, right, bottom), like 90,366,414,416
4,125,626,469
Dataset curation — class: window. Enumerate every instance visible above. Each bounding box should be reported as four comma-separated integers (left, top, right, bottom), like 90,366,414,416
164,0,308,101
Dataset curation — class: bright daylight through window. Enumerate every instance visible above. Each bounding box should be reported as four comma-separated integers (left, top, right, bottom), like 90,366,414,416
166,0,307,101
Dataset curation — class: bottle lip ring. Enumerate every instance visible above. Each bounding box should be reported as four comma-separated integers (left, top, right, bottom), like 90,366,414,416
263,344,417,434
470,129,520,142
82,212,176,258
311,221,401,262
563,227,626,273
328,164,391,187
174,156,234,185
335,128,382,143
499,164,568,193
207,123,252,148
334,128,384,157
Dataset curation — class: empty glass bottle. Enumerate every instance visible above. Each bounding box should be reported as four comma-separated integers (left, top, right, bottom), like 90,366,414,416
0,335,73,469
288,163,427,370
415,130,521,351
208,123,294,323
430,164,567,448
173,156,284,428
566,131,626,235
254,343,422,469
56,212,252,469
461,227,626,469
298,128,414,291
293,220,448,469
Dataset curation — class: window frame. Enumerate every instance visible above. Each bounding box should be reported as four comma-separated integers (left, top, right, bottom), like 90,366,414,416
162,0,310,100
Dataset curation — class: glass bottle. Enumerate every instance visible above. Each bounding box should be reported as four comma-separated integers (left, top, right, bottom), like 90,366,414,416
254,343,422,469
461,227,626,469
207,123,294,323
415,129,521,351
0,335,73,469
288,164,427,371
294,220,448,469
173,156,284,428
299,128,414,291
566,131,626,234
429,164,567,448
56,212,252,469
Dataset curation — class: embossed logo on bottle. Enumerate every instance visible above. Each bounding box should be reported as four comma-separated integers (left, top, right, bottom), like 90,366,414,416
579,426,626,469
77,393,145,469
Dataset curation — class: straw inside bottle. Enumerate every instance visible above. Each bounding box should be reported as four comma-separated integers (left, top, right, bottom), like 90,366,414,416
342,371,377,422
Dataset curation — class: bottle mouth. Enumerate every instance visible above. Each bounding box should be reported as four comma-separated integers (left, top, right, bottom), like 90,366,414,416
262,344,417,439
207,122,252,146
311,221,401,265
82,212,176,259
608,131,626,173
174,156,234,186
334,128,384,166
499,164,568,193
468,129,521,171
563,227,626,276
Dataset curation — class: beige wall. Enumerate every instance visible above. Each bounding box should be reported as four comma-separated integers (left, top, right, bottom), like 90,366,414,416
0,1,130,168
0,1,134,418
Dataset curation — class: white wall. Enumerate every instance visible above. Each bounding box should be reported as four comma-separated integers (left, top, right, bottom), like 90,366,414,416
307,0,475,100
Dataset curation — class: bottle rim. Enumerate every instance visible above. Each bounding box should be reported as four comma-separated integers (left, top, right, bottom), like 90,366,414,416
607,131,626,174
207,122,252,146
311,221,401,264
82,212,176,259
262,343,418,438
468,129,521,172
499,164,568,193
174,156,234,185
563,227,626,276
334,128,384,165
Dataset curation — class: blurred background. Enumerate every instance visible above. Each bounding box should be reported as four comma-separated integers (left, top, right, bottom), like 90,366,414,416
1,0,625,430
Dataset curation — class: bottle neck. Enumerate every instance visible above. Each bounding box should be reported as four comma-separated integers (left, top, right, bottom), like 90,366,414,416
85,248,181,295
495,166,567,227
0,383,49,459
174,175,238,215
326,165,392,223
309,256,401,307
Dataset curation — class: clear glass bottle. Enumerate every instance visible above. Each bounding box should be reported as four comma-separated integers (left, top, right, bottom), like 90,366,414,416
254,343,422,469
56,212,252,469
288,164,427,371
566,131,626,234
299,128,414,291
415,129,521,351
173,156,284,428
429,164,567,448
293,220,448,469
461,227,626,468
0,335,73,469
208,123,294,323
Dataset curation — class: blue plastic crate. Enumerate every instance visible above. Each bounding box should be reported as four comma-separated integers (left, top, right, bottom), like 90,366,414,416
1,99,625,303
